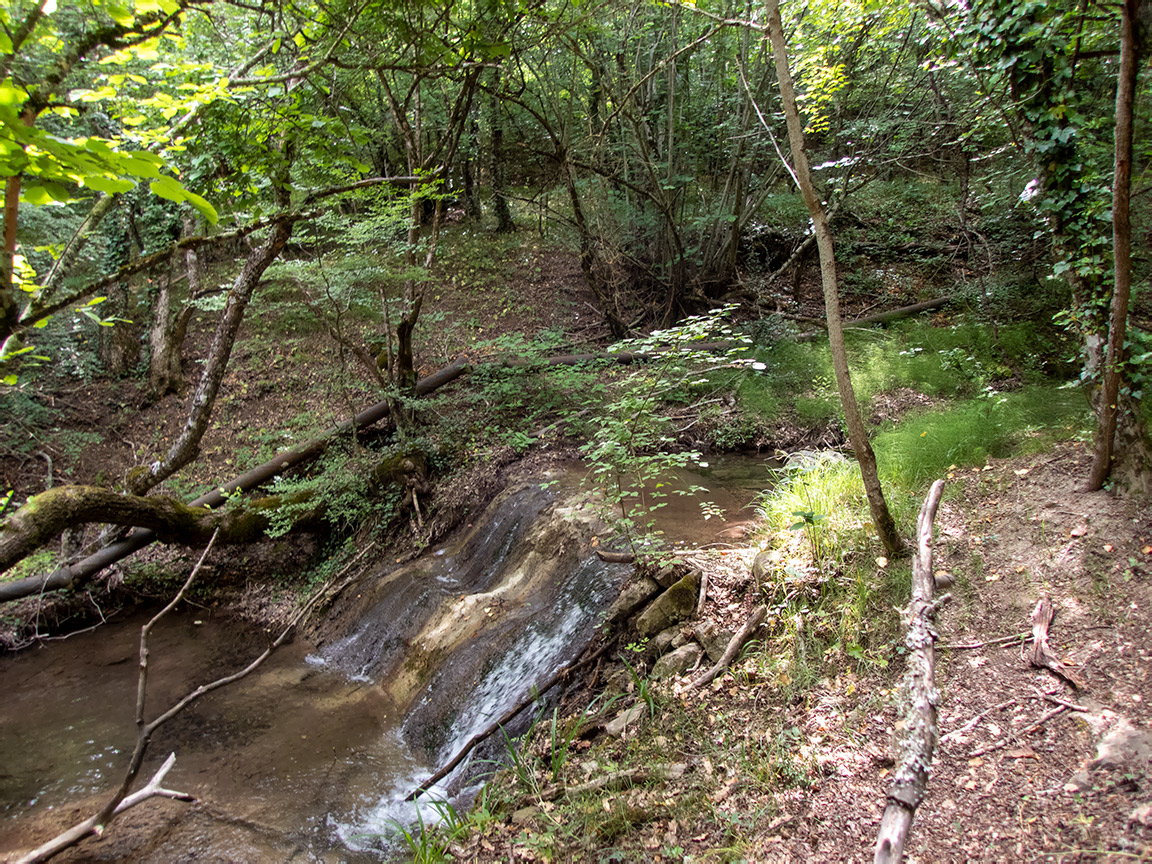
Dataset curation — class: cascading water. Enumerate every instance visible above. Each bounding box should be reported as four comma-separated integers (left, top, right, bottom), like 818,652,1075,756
294,467,632,855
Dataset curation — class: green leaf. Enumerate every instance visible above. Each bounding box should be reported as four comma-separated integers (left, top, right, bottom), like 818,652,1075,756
3,374,16,386
22,182,72,205
183,189,218,224
32,318,49,329
83,175,136,194
149,174,186,202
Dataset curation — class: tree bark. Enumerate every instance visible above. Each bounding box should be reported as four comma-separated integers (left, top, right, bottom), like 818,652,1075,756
147,267,183,396
874,479,945,863
1088,0,1145,491
127,217,293,495
765,0,904,557
490,70,516,233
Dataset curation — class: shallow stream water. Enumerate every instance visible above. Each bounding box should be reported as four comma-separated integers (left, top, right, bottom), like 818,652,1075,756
0,455,775,861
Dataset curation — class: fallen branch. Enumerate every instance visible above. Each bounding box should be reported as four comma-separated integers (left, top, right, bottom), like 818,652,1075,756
686,604,766,691
533,763,688,805
15,529,343,864
968,705,1069,758
695,571,709,619
940,699,1018,745
13,753,192,864
940,632,1029,650
406,639,616,801
1027,594,1085,689
596,550,636,564
874,479,945,864
1033,689,1089,713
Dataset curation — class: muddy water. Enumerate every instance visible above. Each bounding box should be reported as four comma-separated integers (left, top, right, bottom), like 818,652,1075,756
0,455,775,862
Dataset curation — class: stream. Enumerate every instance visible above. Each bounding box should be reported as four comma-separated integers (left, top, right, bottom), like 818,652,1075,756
0,455,774,862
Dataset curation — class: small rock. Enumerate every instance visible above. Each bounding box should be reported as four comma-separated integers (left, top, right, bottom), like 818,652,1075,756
1065,770,1091,793
653,564,681,588
606,703,646,737
605,669,633,694
651,625,679,655
652,643,703,679
605,576,660,625
751,550,777,584
1130,803,1152,827
695,620,736,663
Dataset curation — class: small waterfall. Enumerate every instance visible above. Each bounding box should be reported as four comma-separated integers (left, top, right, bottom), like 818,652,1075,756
311,469,629,853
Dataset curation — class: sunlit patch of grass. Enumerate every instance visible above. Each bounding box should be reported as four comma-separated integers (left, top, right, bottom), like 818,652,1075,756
874,385,1090,494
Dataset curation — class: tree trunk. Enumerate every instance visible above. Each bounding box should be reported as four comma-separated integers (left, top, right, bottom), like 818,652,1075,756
127,217,293,495
147,216,201,396
562,157,627,338
766,0,904,557
1088,0,1147,492
490,71,515,233
147,272,184,396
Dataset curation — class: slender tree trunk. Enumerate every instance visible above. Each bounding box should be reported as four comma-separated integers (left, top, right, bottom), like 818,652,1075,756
1088,0,1146,491
147,216,202,396
490,71,515,233
127,217,293,495
766,0,903,557
40,193,117,301
0,174,21,341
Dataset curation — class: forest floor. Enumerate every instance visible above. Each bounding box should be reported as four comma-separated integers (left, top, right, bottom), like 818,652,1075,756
2,229,1150,862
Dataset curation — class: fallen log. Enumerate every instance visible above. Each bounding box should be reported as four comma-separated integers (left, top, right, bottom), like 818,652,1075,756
874,478,945,864
797,298,955,338
0,358,470,603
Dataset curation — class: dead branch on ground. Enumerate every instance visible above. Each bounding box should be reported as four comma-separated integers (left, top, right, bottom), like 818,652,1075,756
530,763,688,806
874,478,945,864
968,705,1071,758
941,632,1029,650
940,699,1018,745
686,604,766,691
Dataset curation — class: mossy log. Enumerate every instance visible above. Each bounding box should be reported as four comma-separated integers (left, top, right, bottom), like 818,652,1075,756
0,485,321,577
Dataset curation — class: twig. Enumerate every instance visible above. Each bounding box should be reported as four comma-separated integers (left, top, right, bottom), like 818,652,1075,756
967,705,1069,758
687,605,766,690
940,699,1018,744
940,632,1029,650
1033,689,1089,713
531,763,688,805
16,528,346,864
406,640,616,801
695,571,709,619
